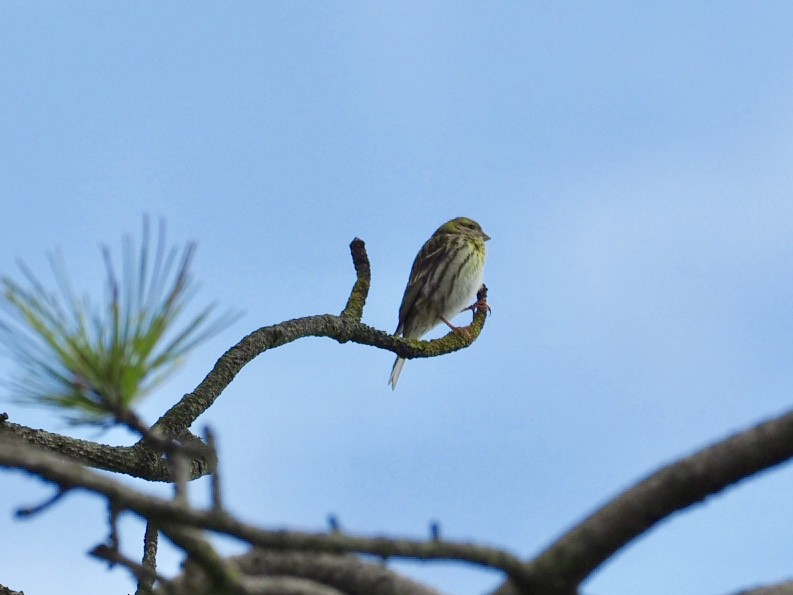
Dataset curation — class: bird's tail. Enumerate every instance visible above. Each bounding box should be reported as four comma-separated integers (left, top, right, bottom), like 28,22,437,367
388,357,406,390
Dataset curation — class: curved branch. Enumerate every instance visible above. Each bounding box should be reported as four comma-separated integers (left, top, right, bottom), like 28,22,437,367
493,407,793,594
149,242,488,439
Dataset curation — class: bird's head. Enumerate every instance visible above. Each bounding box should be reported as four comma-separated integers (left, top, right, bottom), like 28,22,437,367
435,217,491,241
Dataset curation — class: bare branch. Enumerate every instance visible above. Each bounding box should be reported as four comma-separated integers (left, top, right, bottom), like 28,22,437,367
339,238,370,322
135,521,159,595
492,408,793,594
0,434,528,585
0,416,212,482
145,305,479,439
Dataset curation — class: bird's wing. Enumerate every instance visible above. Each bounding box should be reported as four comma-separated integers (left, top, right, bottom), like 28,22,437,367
396,234,447,334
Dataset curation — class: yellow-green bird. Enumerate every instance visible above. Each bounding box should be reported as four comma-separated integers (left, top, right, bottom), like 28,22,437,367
388,217,490,389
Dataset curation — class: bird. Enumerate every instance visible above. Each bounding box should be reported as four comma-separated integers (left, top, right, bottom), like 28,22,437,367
388,217,490,389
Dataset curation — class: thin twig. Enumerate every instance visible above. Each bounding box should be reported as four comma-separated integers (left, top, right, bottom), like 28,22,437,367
204,427,223,512
15,488,69,517
136,521,159,595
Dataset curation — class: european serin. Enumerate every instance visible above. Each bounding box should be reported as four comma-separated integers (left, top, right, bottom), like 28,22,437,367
388,217,490,389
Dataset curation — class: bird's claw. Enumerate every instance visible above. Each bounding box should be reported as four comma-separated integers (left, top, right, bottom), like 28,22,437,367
463,297,491,316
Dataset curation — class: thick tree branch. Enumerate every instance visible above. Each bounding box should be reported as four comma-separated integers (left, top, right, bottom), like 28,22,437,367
0,417,211,481
493,407,793,594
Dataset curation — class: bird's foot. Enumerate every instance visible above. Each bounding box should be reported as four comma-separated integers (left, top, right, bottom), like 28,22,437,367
441,316,473,339
462,296,491,316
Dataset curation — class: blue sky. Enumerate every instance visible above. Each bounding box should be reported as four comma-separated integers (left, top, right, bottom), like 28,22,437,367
2,3,793,594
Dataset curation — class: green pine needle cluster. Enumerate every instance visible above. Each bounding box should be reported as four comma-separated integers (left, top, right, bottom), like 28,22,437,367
0,219,236,425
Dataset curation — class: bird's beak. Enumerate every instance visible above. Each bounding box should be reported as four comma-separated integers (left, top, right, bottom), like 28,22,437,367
483,232,491,241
